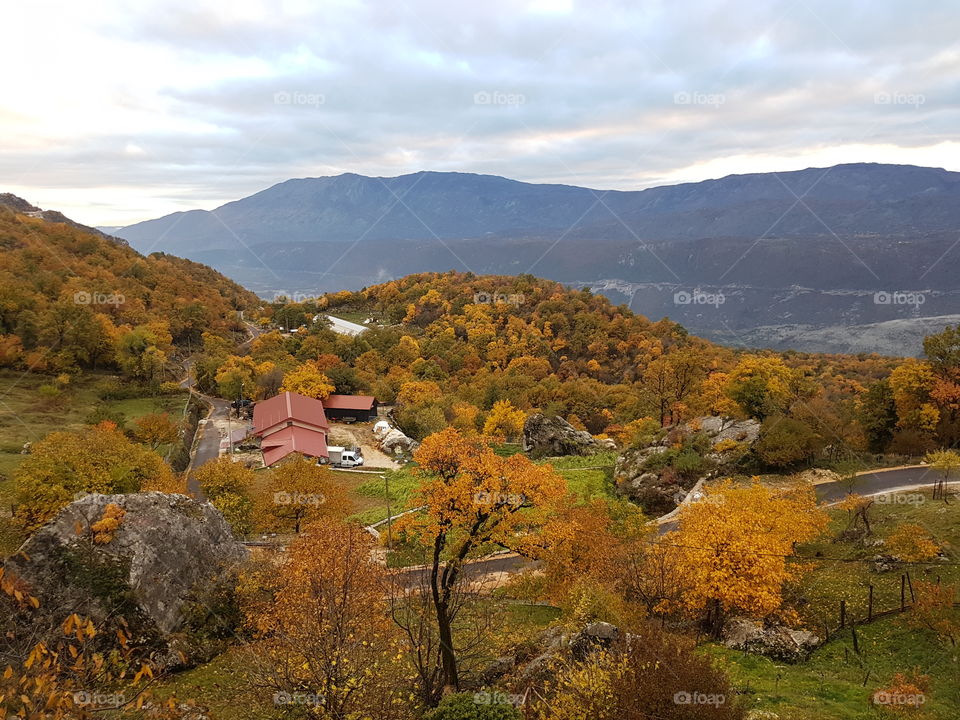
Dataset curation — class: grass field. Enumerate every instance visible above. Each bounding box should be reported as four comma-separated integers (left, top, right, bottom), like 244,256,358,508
152,599,560,720
796,488,960,630
706,615,960,719
0,369,190,554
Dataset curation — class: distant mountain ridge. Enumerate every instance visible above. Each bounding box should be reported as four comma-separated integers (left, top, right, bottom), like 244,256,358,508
118,163,960,254
114,163,960,355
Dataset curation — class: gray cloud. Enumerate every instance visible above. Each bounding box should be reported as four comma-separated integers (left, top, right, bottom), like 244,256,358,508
3,0,960,224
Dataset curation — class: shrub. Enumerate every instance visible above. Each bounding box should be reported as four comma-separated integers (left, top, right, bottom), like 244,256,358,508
424,692,522,720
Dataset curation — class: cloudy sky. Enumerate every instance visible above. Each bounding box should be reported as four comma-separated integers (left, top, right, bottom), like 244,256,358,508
3,0,959,225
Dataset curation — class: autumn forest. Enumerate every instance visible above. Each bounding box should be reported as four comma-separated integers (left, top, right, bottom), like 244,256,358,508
1,204,959,720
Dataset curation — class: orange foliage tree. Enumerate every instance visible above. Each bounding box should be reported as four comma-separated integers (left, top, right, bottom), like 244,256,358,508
398,428,565,693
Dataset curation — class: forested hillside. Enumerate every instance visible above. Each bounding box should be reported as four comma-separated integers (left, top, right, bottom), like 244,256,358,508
0,204,258,376
192,270,960,460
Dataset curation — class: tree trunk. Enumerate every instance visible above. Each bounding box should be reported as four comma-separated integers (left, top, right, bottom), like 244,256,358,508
434,598,459,694
429,535,459,694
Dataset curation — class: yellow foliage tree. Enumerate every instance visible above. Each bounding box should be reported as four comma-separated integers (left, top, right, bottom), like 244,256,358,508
255,454,350,533
886,523,940,562
240,520,408,719
279,360,335,399
14,422,174,532
399,428,565,693
662,478,828,635
482,399,526,440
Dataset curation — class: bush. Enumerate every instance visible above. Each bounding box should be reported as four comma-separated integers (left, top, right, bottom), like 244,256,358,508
424,692,522,720
754,416,822,469
536,624,745,720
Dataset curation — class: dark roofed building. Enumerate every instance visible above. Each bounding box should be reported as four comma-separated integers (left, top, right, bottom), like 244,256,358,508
322,394,378,422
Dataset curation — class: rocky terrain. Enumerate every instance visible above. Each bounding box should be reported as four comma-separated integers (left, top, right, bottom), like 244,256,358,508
614,416,761,515
4,492,246,667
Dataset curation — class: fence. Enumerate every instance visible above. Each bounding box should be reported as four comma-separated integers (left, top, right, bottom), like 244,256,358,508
824,572,959,644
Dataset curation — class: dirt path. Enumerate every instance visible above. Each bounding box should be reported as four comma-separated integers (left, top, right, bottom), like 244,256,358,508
326,422,402,469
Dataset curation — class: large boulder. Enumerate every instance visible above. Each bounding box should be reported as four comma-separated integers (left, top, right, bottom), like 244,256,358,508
614,416,761,514
523,414,599,457
6,492,247,666
721,617,821,662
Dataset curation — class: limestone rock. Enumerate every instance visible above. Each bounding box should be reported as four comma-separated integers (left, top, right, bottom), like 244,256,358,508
523,414,598,457
722,617,821,662
6,492,247,666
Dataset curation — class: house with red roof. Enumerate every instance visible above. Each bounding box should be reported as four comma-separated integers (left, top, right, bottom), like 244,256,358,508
252,391,330,466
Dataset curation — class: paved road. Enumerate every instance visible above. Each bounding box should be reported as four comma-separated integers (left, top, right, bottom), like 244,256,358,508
395,553,535,589
815,465,938,503
185,396,232,497
180,321,262,496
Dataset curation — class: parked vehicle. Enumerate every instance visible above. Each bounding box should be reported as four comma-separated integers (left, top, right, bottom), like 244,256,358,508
325,445,364,468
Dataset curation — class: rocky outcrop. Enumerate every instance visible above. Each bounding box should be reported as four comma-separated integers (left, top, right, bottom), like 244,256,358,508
6,492,246,666
614,416,760,514
523,414,599,457
721,617,821,662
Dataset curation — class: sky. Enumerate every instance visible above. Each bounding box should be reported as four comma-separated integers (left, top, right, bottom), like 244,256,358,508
3,0,959,226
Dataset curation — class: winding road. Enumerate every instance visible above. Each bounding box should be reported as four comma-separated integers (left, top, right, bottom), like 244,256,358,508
814,465,940,503
180,320,264,496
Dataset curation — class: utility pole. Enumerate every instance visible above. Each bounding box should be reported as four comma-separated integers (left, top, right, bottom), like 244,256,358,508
384,472,393,550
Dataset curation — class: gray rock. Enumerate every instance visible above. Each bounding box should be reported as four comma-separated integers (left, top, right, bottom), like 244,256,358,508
722,617,821,662
569,621,622,660
614,415,760,514
478,655,516,685
523,414,599,457
7,492,246,664
873,554,897,572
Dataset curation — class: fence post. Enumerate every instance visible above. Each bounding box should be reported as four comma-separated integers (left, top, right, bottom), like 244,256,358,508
868,585,873,622
906,572,915,603
901,575,906,612
840,599,846,629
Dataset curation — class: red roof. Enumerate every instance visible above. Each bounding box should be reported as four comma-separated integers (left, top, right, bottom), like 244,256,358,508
260,425,329,466
322,394,376,411
253,391,329,434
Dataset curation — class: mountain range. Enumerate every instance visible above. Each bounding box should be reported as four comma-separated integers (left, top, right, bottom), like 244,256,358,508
113,163,960,355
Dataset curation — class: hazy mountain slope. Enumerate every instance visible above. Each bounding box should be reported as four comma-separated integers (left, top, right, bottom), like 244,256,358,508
117,163,960,256
114,163,960,354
